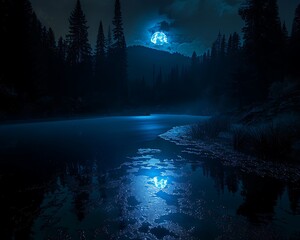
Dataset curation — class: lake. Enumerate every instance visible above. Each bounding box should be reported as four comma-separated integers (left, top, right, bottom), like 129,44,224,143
0,115,299,239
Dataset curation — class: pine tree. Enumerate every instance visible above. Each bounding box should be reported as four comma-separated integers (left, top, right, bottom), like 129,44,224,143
107,25,113,55
282,22,288,42
95,20,106,93
191,51,198,77
228,32,242,107
44,28,58,97
1,0,56,111
232,32,240,54
56,36,67,97
191,51,198,68
211,42,218,60
289,4,300,77
98,25,116,101
227,32,240,57
96,21,106,60
112,0,126,49
190,51,200,98
211,32,222,60
111,0,127,103
47,28,56,51
227,34,233,56
23,1,48,100
220,35,226,58
57,37,66,62
18,0,35,95
281,22,288,68
291,4,300,38
206,50,211,62
203,52,208,63
66,0,91,65
66,0,92,99
239,0,283,101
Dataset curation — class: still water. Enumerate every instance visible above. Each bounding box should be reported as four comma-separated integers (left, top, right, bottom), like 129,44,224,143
0,115,299,239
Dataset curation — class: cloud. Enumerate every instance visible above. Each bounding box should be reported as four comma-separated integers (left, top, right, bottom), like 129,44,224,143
30,0,298,56
148,20,174,34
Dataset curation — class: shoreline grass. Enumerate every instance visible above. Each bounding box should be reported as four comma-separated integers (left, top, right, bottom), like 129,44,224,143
190,116,298,162
190,116,231,139
233,123,295,162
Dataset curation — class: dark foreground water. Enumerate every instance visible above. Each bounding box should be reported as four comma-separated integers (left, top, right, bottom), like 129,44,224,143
0,115,299,239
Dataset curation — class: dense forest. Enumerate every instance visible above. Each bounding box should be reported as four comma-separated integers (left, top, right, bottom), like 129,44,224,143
1,1,300,238
0,0,299,119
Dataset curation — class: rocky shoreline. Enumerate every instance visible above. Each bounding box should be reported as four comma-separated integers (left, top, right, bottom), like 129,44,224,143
159,125,300,183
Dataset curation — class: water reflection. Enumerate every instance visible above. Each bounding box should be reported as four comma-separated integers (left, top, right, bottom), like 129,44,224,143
237,175,285,224
0,116,299,239
29,146,300,239
153,177,168,189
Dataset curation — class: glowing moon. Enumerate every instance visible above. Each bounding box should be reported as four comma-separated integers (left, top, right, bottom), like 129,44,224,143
151,32,168,45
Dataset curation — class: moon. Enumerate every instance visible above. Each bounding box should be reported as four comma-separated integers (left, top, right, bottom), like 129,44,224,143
151,32,168,45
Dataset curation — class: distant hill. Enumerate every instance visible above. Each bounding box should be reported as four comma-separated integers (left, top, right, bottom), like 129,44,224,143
127,46,191,84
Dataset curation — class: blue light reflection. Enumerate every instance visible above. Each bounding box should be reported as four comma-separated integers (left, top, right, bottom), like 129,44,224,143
153,177,168,189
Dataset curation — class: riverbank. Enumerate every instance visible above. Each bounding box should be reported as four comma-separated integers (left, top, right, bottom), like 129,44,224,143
159,125,300,182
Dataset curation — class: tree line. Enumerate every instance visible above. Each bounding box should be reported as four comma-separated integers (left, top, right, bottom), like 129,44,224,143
0,0,127,118
149,0,300,111
189,0,300,110
0,0,300,119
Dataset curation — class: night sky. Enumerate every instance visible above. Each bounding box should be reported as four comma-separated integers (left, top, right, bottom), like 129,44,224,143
31,0,299,56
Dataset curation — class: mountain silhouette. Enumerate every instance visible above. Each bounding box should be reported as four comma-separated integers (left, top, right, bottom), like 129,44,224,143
127,46,191,84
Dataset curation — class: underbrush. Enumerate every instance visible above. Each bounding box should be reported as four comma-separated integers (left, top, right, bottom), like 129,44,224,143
190,116,231,139
190,115,298,162
233,123,296,162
